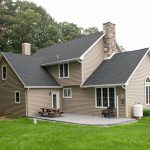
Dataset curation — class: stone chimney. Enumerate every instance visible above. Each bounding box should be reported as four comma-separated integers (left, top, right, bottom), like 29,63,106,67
103,22,116,58
22,43,31,55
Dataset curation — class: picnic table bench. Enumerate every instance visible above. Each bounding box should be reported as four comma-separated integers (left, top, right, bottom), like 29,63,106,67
38,108,63,117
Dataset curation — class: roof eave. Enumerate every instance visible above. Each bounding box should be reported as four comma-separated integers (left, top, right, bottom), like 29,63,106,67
125,47,150,85
80,83,125,88
25,86,62,89
41,57,81,67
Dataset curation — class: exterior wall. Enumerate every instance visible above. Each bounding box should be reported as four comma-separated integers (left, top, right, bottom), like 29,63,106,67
47,61,82,86
82,39,104,82
116,86,126,117
126,53,150,117
27,88,62,117
0,57,26,116
62,86,126,117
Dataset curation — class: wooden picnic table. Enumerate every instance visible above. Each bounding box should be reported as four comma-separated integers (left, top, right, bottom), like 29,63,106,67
39,108,63,117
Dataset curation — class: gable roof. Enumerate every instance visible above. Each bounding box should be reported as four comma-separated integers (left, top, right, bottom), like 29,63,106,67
33,32,104,66
82,48,149,86
2,52,60,87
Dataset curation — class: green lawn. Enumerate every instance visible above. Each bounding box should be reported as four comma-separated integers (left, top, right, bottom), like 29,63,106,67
0,118,150,150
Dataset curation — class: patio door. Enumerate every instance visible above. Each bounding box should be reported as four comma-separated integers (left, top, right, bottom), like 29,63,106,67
52,92,59,109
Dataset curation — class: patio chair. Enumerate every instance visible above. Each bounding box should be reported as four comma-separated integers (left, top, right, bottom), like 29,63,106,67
102,107,116,118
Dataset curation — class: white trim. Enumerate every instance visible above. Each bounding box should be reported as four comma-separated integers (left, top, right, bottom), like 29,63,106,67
59,63,69,79
25,86,62,89
95,87,116,108
41,57,80,66
63,88,72,99
80,33,105,60
51,92,60,109
125,48,150,85
145,76,150,105
1,53,26,87
2,65,7,80
81,83,125,88
15,91,20,104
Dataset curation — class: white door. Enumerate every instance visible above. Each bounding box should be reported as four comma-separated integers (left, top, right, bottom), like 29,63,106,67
52,92,59,109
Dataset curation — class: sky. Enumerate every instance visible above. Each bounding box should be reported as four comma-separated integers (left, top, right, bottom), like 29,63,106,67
29,0,150,51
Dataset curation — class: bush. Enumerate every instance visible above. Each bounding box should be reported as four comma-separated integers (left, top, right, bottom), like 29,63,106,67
143,110,150,117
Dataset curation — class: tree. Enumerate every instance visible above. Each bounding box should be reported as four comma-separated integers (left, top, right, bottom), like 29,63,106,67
0,0,99,53
83,27,99,35
59,22,82,42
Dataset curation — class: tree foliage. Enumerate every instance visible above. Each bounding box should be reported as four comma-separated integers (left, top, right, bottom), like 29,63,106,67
0,0,99,53
83,27,99,35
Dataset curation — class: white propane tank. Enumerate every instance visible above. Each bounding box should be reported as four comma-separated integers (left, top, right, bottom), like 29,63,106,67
133,103,143,118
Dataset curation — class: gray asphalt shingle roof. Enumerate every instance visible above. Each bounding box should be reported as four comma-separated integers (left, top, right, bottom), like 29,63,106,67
2,52,60,87
33,32,104,65
82,48,149,86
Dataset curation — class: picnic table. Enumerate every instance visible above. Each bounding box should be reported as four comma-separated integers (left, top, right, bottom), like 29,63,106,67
38,108,63,117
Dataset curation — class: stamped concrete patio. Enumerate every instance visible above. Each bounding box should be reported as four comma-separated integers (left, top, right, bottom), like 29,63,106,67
36,113,137,126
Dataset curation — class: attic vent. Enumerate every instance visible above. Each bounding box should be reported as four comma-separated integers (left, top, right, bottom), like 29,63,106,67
57,54,59,59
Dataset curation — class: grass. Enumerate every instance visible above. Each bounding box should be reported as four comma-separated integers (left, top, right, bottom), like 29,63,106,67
0,118,150,150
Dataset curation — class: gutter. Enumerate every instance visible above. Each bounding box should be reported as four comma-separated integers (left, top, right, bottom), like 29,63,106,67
80,83,125,88
25,86,62,89
41,57,81,67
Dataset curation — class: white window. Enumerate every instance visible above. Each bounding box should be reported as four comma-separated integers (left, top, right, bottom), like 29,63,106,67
2,65,7,80
145,77,150,105
59,63,69,78
63,88,72,98
15,91,20,103
96,87,115,108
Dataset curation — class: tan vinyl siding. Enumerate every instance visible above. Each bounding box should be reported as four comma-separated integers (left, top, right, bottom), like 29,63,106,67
0,57,25,116
62,86,125,116
116,86,126,117
126,54,150,117
82,39,104,82
47,61,82,86
27,89,62,117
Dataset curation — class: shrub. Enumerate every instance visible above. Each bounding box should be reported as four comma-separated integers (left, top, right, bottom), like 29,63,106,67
143,110,150,117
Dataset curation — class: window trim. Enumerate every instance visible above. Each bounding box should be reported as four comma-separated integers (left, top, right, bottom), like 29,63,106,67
63,88,72,99
59,63,69,78
145,76,150,105
95,87,116,108
15,91,20,104
2,65,7,80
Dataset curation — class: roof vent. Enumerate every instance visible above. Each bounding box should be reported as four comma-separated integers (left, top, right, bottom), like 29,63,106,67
57,54,59,59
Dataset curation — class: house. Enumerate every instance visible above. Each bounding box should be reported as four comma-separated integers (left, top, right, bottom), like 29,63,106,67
0,22,150,118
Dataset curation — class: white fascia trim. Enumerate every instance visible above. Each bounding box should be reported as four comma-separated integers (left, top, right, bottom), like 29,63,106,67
25,86,62,89
41,57,80,67
125,48,150,85
81,83,125,88
104,52,115,60
1,53,26,87
80,33,105,60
